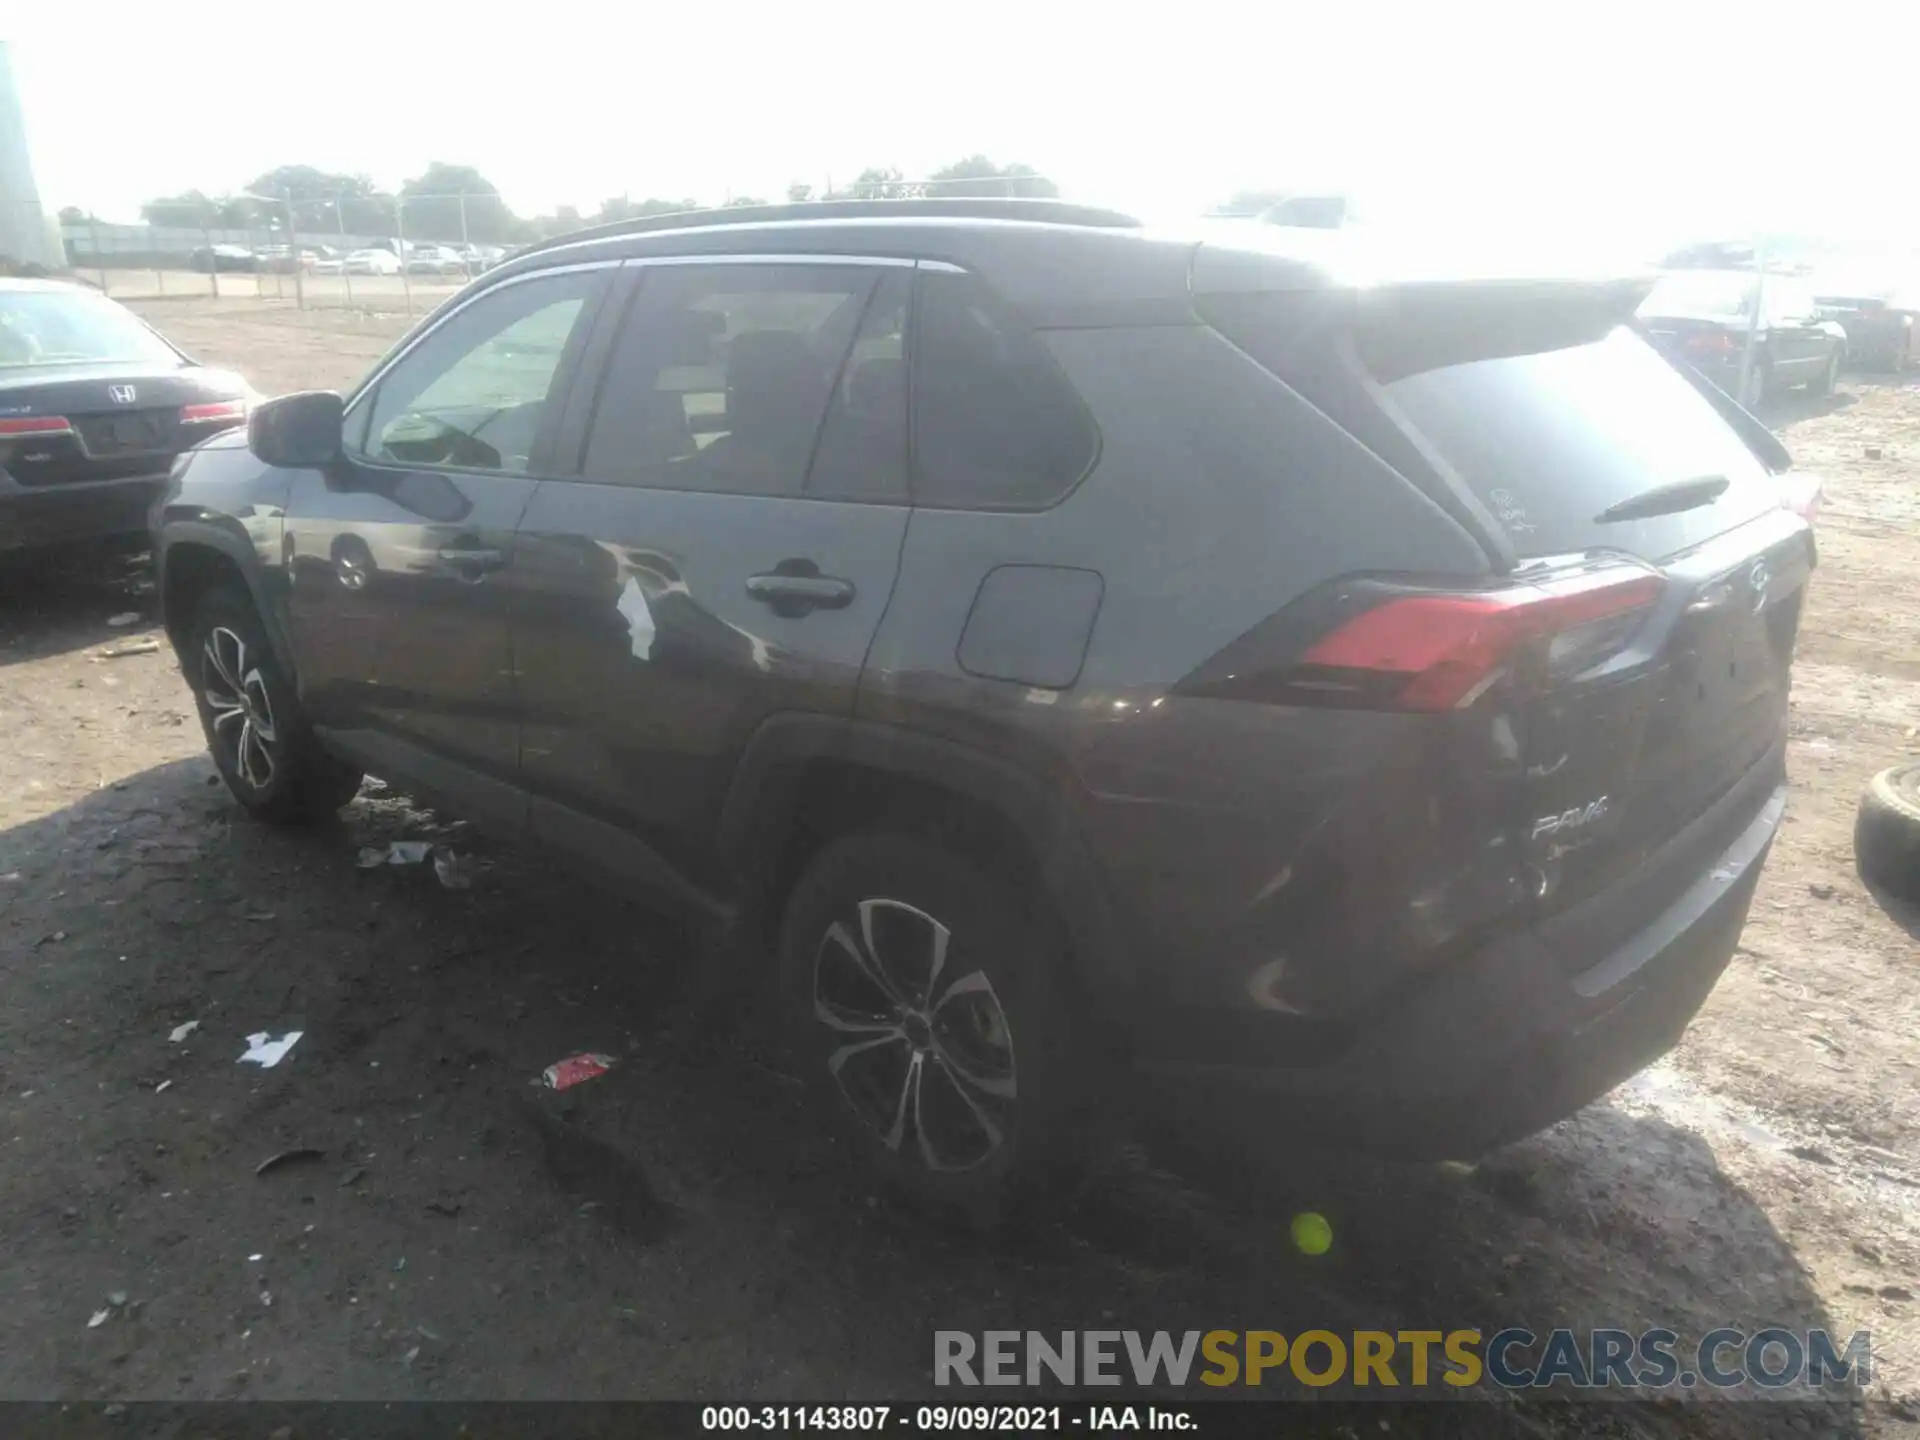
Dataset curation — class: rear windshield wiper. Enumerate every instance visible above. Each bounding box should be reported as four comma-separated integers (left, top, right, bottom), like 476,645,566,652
1594,474,1730,524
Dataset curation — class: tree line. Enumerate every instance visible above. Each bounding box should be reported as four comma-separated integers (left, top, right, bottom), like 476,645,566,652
92,156,1064,245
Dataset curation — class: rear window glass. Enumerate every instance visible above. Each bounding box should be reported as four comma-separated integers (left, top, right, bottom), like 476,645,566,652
1381,327,1778,557
1202,292,1781,560
1639,273,1755,321
0,288,178,369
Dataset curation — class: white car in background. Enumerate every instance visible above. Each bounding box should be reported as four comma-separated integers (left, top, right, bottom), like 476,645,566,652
404,246,467,276
344,249,403,276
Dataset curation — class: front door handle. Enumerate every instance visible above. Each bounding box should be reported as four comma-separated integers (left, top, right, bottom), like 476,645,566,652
746,571,855,616
436,545,506,577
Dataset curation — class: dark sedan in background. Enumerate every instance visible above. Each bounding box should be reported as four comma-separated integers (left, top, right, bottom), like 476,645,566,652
1638,270,1846,407
1,278,253,556
1813,277,1920,372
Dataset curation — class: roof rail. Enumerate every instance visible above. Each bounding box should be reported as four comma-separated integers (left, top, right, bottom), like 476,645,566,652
516,197,1143,259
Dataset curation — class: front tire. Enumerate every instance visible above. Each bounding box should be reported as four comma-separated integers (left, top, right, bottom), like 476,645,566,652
776,832,1077,1222
187,587,362,823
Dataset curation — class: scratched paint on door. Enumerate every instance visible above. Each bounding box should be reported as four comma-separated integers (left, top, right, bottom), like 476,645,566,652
618,575,656,661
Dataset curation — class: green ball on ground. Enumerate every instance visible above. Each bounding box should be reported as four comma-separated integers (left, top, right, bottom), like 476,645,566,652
1291,1211,1333,1255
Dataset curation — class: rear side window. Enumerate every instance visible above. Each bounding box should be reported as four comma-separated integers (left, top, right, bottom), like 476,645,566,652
1206,294,1779,560
582,263,878,497
804,270,909,502
910,269,1098,510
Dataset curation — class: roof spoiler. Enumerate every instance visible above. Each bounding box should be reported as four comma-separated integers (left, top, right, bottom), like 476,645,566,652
1349,277,1655,380
1194,265,1654,376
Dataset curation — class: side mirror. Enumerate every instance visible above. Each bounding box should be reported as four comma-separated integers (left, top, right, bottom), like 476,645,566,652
249,390,344,469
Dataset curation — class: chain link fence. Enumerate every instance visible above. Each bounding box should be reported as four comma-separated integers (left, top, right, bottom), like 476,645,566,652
51,174,1075,316
56,193,523,316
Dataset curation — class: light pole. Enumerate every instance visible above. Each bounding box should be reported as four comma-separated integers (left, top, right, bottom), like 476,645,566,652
239,189,305,309
1738,236,1770,409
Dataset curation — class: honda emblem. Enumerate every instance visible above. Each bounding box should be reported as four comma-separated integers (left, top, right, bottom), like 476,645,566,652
107,384,137,404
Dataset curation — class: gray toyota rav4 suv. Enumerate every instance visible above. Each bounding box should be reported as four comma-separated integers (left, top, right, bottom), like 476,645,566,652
155,199,1809,1214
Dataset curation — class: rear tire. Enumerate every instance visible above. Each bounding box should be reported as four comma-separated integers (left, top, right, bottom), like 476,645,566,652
776,831,1079,1225
186,586,362,823
1813,347,1842,396
1855,762,1920,903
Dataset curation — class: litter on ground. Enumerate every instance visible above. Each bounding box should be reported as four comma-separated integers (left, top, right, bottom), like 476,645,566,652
432,849,474,890
92,639,162,660
168,1020,199,1043
238,1032,303,1069
357,841,433,869
539,1053,617,1091
256,1147,324,1177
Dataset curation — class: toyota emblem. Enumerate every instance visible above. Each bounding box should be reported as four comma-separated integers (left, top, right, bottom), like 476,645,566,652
1748,558,1770,613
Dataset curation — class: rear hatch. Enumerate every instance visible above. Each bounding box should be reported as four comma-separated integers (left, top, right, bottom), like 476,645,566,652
1198,274,1808,929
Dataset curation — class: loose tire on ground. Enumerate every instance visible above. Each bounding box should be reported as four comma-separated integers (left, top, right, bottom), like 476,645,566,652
1854,761,1920,903
776,830,1080,1224
186,586,362,823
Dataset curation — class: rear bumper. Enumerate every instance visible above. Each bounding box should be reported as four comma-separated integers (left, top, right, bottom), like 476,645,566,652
1138,782,1785,1161
0,473,168,553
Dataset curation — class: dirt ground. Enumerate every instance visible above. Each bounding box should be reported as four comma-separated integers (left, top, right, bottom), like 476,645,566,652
0,298,1916,1432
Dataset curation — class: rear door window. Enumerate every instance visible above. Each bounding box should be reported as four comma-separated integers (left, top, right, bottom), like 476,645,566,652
582,263,878,497
803,269,909,503
910,269,1098,510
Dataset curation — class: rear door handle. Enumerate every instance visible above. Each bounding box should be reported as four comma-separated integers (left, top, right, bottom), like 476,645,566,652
745,572,855,615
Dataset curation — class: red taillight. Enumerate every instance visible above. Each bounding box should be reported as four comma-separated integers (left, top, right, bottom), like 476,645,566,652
1297,566,1665,711
1685,332,1738,357
0,415,74,437
180,399,248,425
1782,473,1823,525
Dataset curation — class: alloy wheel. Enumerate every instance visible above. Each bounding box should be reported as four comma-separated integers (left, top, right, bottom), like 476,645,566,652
811,898,1018,1174
202,626,278,791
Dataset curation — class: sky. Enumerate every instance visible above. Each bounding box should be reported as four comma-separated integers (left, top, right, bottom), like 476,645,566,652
9,2,1920,261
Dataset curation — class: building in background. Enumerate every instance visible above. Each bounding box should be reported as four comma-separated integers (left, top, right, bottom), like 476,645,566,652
0,41,62,271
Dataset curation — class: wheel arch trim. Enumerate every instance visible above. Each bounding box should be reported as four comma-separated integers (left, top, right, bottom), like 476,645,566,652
720,713,1137,1003
157,521,296,684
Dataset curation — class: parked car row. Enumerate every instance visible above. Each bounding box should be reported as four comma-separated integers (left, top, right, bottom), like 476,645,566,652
187,241,505,278
1812,267,1920,372
313,249,403,277
1651,242,1920,377
1637,270,1847,407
